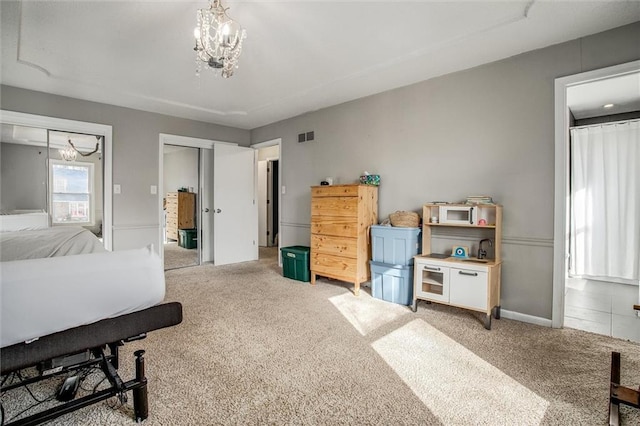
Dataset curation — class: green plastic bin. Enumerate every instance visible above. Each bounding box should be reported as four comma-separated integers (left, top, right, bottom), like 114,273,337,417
178,228,198,249
280,246,310,282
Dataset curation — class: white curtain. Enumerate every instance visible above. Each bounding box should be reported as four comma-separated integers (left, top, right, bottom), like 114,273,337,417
569,120,640,285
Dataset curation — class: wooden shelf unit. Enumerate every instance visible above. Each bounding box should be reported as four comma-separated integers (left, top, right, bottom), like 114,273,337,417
421,203,502,262
413,203,503,329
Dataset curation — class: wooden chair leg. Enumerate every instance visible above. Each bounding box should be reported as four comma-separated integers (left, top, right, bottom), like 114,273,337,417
609,351,640,426
609,352,621,426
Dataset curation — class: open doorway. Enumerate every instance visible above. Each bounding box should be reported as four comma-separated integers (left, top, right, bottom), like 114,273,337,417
254,140,281,263
159,134,258,267
553,61,640,343
163,145,199,270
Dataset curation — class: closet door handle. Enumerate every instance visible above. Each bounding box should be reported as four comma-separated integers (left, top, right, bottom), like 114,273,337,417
204,208,210,213
459,271,478,277
215,208,222,213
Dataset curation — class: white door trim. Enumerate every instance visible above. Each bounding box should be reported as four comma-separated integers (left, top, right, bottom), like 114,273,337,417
158,133,237,261
552,60,640,328
0,110,113,250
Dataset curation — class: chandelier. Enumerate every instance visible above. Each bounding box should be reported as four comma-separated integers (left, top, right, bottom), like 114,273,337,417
58,137,101,162
193,0,246,78
59,139,77,161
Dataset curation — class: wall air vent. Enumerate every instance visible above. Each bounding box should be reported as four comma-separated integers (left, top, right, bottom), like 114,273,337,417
298,131,315,143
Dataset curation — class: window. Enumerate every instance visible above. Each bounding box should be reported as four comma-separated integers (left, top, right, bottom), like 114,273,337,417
49,160,95,225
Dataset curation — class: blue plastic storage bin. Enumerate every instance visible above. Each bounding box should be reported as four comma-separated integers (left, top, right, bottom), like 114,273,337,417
371,225,421,266
370,260,414,306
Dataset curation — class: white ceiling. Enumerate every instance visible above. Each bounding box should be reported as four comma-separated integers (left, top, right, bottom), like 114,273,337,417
0,124,102,151
1,1,639,130
567,72,640,119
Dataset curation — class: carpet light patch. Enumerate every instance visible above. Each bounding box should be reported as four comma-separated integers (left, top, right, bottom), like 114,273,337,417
372,319,550,425
329,291,410,336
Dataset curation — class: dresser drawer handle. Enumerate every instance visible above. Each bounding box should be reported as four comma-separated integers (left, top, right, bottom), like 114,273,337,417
424,266,441,272
459,271,478,277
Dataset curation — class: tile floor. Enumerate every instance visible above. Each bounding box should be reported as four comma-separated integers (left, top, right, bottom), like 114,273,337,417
565,277,640,343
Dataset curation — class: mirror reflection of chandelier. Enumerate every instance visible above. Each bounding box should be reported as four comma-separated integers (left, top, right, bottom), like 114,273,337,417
58,136,101,162
59,139,77,162
194,0,246,78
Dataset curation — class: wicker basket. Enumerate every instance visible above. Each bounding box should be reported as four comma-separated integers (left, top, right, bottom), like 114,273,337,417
389,211,420,228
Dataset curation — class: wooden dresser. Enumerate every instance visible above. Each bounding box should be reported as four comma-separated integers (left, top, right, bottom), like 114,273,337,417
165,191,195,241
310,184,378,295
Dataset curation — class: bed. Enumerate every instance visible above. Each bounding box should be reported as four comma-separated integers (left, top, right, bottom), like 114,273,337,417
0,210,49,232
0,226,106,261
0,218,183,425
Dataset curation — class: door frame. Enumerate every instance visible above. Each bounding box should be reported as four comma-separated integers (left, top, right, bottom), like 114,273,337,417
252,138,282,264
551,60,640,328
0,110,113,250
158,133,236,263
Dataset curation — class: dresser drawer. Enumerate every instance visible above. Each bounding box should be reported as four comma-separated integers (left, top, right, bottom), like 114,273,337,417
311,197,358,217
311,216,358,238
311,234,357,258
310,252,357,278
166,200,178,211
166,228,178,241
311,185,360,198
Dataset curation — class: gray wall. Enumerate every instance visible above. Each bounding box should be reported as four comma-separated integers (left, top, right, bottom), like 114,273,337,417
250,22,640,320
163,147,199,195
0,142,47,211
0,86,250,250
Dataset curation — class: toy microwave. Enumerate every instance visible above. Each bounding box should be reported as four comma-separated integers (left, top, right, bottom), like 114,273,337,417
439,205,478,225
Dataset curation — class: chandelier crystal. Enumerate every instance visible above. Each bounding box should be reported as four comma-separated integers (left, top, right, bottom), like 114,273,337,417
194,0,246,78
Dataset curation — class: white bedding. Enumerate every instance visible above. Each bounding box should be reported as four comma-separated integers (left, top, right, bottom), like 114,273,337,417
0,246,165,348
0,227,105,261
0,211,49,232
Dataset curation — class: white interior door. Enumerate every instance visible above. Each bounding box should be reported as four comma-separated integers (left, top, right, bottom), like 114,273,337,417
200,148,215,263
213,144,258,265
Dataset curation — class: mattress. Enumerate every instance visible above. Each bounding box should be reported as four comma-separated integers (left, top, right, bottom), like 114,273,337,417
0,245,165,348
0,211,49,232
0,226,105,261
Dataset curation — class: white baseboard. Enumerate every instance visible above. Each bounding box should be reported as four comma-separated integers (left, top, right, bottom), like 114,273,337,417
500,309,552,327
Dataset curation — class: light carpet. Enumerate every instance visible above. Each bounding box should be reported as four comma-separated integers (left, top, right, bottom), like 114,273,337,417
163,242,198,270
3,247,640,425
